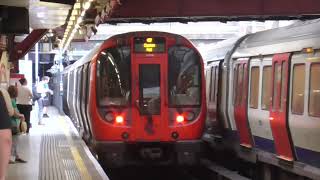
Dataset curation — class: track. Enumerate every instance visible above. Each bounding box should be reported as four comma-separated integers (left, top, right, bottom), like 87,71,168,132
102,159,250,180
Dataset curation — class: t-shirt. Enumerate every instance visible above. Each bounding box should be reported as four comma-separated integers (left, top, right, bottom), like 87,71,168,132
0,93,11,130
17,85,33,105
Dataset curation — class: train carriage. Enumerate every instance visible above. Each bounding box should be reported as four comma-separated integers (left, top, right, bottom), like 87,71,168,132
62,31,206,167
204,19,320,179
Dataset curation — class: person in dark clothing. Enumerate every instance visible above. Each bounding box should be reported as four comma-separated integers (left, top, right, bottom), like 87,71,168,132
0,90,12,180
17,78,33,133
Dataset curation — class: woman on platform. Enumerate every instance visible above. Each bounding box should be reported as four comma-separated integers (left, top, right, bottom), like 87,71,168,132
17,78,33,134
7,85,27,164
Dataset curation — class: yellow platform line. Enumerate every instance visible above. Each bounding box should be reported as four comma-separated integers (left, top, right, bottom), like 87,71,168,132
59,116,92,180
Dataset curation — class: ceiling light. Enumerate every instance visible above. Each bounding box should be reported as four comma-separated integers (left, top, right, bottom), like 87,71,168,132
84,2,91,10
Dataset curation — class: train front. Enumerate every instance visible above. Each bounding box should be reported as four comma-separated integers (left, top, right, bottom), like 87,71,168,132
89,32,206,167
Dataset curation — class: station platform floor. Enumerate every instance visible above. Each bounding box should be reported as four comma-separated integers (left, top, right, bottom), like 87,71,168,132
6,106,109,180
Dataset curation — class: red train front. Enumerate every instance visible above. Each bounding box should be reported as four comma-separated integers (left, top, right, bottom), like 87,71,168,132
66,31,207,167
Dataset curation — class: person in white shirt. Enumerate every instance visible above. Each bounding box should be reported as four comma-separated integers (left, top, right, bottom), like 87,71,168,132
17,78,33,133
36,76,53,125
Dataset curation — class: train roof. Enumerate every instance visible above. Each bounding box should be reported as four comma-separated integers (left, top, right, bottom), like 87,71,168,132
62,44,101,73
233,19,320,58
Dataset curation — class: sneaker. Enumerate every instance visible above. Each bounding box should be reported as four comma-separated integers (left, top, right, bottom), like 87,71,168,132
9,160,15,164
43,114,49,118
15,158,27,163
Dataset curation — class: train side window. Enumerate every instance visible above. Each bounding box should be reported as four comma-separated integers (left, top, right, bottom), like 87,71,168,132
309,63,320,117
280,62,287,112
249,66,260,109
291,64,305,115
261,66,272,110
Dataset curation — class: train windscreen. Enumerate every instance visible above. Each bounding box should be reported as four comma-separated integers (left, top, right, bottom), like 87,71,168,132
96,47,131,106
168,46,201,106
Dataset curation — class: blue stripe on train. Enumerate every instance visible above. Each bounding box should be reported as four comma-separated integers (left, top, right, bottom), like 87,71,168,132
253,136,275,153
296,146,320,168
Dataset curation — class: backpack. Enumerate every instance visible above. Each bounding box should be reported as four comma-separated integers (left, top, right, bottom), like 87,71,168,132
32,85,41,101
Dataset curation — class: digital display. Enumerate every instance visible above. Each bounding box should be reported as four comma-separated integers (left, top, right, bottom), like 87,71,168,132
134,37,166,53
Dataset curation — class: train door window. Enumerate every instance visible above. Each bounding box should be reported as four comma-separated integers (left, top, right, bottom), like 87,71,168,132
291,64,305,115
280,62,287,112
205,68,211,103
309,63,320,117
261,66,272,110
233,64,239,105
273,63,281,110
237,64,244,106
214,65,219,102
139,64,161,115
249,66,260,109
210,66,216,102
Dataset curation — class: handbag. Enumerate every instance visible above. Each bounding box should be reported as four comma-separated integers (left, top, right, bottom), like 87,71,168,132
20,121,27,133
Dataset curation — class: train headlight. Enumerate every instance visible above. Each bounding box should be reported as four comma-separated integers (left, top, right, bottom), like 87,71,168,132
104,112,115,122
115,115,124,124
185,111,195,121
176,115,184,123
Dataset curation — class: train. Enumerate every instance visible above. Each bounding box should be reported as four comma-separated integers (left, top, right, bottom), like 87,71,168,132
203,19,320,179
62,31,206,167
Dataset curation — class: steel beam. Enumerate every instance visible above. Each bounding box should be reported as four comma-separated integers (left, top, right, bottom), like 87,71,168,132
10,29,48,73
105,0,320,22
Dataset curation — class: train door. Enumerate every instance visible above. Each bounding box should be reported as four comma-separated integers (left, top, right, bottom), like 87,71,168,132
132,55,167,141
270,53,294,161
207,62,222,135
233,58,253,148
248,57,275,153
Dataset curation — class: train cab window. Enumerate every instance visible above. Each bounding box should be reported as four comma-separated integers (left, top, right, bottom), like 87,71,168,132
261,66,272,110
168,46,201,106
309,63,320,117
292,64,305,115
96,47,131,106
249,67,260,109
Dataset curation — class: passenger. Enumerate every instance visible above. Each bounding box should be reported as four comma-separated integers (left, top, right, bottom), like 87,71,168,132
36,76,53,125
7,85,27,164
0,88,12,180
17,78,33,134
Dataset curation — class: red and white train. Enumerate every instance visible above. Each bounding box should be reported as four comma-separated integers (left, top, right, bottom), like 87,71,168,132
62,31,206,167
204,19,320,179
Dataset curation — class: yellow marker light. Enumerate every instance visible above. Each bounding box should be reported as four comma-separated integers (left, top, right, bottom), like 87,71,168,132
303,47,314,53
146,48,153,52
146,38,153,43
143,43,156,48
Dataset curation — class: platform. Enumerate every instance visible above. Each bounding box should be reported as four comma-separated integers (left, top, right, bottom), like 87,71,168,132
6,106,109,180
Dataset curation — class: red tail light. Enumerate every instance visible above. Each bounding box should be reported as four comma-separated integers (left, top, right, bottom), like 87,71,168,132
115,115,124,124
269,117,274,121
176,115,184,123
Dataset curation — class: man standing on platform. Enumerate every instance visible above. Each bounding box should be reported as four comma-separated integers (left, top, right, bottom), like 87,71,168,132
36,76,53,125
